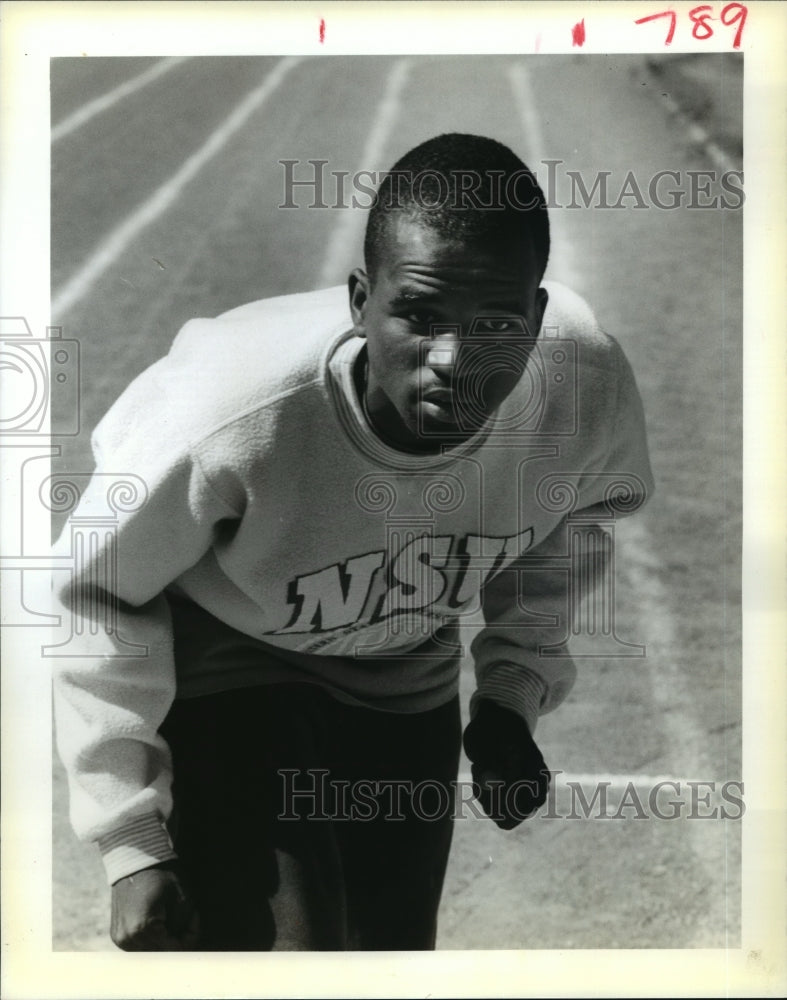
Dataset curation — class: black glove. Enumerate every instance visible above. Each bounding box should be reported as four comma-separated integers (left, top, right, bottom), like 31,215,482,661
462,699,551,830
110,860,199,951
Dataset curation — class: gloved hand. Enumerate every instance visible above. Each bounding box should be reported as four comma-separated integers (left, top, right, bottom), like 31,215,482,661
110,860,199,951
462,698,551,830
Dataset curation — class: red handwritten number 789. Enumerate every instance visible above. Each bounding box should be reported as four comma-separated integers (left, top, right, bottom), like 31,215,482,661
635,4,747,48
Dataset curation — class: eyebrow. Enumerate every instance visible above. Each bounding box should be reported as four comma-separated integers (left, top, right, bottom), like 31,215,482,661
388,288,526,312
388,290,441,307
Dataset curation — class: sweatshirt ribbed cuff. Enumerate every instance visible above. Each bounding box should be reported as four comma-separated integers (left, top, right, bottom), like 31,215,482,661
470,662,548,734
98,813,178,885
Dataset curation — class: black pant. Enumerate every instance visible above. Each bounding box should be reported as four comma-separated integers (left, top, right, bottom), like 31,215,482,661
160,683,462,951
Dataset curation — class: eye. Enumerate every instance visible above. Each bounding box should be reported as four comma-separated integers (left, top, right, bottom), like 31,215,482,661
476,319,514,333
404,310,439,329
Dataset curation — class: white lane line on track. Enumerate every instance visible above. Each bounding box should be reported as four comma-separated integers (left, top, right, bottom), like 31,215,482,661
614,515,732,908
615,516,714,780
51,56,302,319
317,58,411,288
507,63,579,290
51,57,188,144
658,93,737,174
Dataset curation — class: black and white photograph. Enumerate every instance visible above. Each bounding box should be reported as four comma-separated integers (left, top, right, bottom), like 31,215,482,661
1,2,785,998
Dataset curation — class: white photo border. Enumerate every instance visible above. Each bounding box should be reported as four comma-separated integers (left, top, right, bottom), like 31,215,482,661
1,1,785,997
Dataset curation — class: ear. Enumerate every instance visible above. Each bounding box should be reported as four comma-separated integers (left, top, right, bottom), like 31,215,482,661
348,268,371,337
533,286,549,337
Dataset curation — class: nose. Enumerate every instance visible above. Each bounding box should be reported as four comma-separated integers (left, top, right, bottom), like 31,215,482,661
425,326,461,382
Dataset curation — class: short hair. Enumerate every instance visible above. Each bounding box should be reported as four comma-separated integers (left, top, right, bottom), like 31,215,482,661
364,133,550,284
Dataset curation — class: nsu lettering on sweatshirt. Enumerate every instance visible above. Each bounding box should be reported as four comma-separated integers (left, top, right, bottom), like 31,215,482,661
266,525,535,640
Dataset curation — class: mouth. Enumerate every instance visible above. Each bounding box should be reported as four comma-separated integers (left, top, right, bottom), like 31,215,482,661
422,387,455,406
420,388,462,426
419,381,496,434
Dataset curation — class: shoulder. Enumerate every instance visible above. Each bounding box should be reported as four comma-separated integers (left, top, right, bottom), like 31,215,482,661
541,280,630,379
164,285,351,432
92,286,351,463
512,282,643,445
213,284,349,326
541,280,598,332
170,284,350,371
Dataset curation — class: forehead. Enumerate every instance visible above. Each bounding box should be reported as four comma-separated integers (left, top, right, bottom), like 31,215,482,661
376,216,537,296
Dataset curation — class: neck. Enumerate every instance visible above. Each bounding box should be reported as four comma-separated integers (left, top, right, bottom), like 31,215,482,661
352,347,443,455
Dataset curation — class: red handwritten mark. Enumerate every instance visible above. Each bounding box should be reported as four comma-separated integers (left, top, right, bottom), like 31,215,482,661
721,2,747,47
534,32,542,54
635,4,745,47
634,9,677,45
319,18,325,43
689,4,714,39
571,19,586,46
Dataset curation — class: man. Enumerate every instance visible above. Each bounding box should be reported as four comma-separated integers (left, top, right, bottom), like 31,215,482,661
53,133,653,950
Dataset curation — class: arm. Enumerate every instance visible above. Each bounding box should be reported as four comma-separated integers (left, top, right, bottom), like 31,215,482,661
52,355,243,946
53,455,239,876
464,517,601,827
468,516,584,733
465,332,655,828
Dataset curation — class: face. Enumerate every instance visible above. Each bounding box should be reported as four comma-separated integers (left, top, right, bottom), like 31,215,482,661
349,216,548,452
